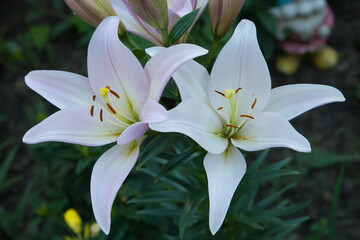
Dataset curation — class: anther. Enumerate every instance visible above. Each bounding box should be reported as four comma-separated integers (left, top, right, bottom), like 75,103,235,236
214,90,225,97
90,105,94,117
109,89,120,99
100,109,103,122
92,95,96,101
251,98,257,109
235,88,242,93
107,103,116,114
226,124,239,129
240,114,254,119
217,107,223,111
106,86,110,89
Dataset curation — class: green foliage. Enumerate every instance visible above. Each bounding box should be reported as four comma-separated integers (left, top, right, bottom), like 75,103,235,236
169,8,201,44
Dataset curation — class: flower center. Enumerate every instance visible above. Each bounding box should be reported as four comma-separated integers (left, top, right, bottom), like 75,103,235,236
214,88,257,138
89,86,134,129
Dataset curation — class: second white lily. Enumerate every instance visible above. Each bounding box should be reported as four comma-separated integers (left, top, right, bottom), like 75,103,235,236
149,19,345,235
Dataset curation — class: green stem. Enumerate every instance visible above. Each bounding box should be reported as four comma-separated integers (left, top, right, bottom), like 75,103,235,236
120,33,141,50
161,29,171,47
330,164,345,240
204,37,221,69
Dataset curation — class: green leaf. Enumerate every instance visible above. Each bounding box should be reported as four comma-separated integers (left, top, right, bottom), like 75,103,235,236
137,208,182,217
256,9,276,35
298,148,359,169
137,133,184,169
155,146,200,183
127,191,188,204
0,146,18,186
256,183,297,210
245,169,299,184
264,157,292,171
131,48,148,60
169,8,201,44
179,191,207,239
247,150,268,173
235,214,264,230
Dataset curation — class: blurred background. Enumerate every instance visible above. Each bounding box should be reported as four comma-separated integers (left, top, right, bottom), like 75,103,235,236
0,0,359,239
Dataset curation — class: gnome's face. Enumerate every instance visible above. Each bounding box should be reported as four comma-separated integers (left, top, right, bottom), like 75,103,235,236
271,0,329,41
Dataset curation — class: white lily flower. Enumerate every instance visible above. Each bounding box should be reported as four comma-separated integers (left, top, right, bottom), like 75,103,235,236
23,16,208,234
149,19,345,234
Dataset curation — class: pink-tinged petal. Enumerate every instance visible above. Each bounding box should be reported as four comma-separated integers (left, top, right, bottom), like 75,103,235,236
144,44,208,101
88,16,149,115
232,112,311,152
147,46,209,102
204,145,246,235
25,70,93,109
263,84,346,121
209,20,271,115
23,106,119,146
110,0,162,45
149,99,228,154
91,141,139,234
172,60,210,103
117,122,148,145
140,96,168,123
168,9,181,30
170,0,194,16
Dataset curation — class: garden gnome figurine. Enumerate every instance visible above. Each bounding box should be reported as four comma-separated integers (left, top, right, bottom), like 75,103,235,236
270,0,338,75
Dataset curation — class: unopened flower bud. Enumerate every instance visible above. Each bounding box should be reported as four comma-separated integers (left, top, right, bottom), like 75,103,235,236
64,0,125,33
128,0,169,30
63,208,82,235
209,0,245,38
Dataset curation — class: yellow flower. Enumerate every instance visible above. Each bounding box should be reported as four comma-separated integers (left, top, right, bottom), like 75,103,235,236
64,209,82,235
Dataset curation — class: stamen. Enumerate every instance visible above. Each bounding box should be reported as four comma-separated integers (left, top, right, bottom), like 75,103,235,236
100,109,103,122
217,107,223,111
235,88,242,93
107,103,117,114
251,98,257,109
106,86,110,89
214,90,225,97
240,114,254,119
226,124,239,129
90,105,94,117
92,95,96,101
110,89,120,99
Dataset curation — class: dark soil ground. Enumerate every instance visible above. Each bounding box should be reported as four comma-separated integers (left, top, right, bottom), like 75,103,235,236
1,0,359,239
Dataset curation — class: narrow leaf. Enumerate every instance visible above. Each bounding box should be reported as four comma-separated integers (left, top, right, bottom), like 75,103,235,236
169,8,200,44
128,190,188,204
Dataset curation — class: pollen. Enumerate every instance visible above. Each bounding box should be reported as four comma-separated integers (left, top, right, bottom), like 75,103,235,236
240,114,254,119
226,124,239,129
107,103,116,114
110,89,120,99
214,90,225,97
99,87,110,97
235,88,242,93
100,109,103,122
92,95,96,101
224,89,235,99
251,98,257,109
217,107,223,110
90,105,94,116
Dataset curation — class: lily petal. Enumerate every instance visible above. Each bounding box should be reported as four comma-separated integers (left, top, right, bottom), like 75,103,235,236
149,99,228,154
232,112,311,152
146,47,209,102
91,141,139,234
172,60,210,103
117,122,148,145
140,96,168,124
263,84,346,121
204,145,246,235
23,106,119,146
144,44,208,101
110,0,162,45
209,19,271,114
25,70,93,109
88,16,150,114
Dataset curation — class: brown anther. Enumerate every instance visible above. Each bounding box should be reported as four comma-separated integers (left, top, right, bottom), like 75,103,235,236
235,88,242,93
226,124,239,129
214,90,225,97
90,105,94,117
100,109,103,122
92,95,96,101
240,114,254,119
217,107,223,111
110,89,120,99
251,98,257,109
107,103,116,114
106,86,110,89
